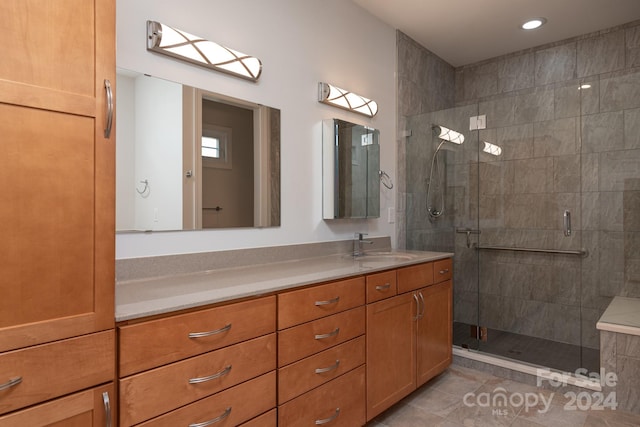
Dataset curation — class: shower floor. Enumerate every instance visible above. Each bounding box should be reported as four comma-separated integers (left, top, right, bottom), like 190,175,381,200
453,322,600,374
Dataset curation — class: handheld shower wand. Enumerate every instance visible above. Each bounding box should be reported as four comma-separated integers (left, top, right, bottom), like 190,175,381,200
426,125,464,219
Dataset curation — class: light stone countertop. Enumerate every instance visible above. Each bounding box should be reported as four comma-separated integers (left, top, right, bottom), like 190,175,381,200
115,250,452,322
596,296,640,336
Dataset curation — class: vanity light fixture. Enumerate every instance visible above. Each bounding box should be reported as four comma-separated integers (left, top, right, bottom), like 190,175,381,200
146,20,262,81
521,17,547,30
318,82,378,117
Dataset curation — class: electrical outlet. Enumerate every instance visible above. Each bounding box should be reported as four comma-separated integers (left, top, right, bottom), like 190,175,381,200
388,207,395,223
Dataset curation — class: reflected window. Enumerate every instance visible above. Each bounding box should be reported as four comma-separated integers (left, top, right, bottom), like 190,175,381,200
202,125,232,169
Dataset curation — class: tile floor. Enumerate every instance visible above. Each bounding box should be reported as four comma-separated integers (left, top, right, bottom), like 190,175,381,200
368,365,640,427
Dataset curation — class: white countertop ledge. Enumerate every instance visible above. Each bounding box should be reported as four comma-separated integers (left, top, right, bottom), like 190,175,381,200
115,250,452,322
596,296,640,336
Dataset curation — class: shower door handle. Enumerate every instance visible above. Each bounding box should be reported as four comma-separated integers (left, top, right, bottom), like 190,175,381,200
563,210,571,237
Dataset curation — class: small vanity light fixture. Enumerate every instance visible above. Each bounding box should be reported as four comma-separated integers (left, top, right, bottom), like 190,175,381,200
520,17,547,30
318,82,378,117
146,20,262,81
433,125,465,144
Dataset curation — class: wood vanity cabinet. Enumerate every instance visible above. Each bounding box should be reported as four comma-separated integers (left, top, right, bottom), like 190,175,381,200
277,277,367,427
0,0,116,422
366,258,453,421
117,296,277,426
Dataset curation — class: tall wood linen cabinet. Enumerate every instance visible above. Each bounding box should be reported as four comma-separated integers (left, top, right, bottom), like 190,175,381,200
0,1,116,424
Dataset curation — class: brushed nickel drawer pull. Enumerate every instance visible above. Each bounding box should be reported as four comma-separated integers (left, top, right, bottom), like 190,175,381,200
189,407,231,427
315,407,340,425
315,327,340,340
102,391,112,427
375,283,391,291
439,269,449,274
189,365,232,384
315,359,340,374
188,323,232,338
418,292,425,319
315,296,340,306
413,293,420,320
0,376,22,391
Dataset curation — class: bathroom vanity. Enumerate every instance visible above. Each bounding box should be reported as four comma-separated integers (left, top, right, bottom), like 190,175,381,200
115,247,453,426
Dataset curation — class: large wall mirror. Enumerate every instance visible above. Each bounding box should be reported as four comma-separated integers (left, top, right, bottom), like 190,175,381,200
116,69,280,231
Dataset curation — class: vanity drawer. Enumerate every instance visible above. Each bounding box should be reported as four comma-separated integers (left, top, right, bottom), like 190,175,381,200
434,258,452,283
278,365,366,427
0,330,114,415
136,371,276,427
397,262,434,294
278,277,365,329
241,409,277,427
278,336,365,404
278,307,365,367
366,270,397,303
119,334,276,426
119,295,275,376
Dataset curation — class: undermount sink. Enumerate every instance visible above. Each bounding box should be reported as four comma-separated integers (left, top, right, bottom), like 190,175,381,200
354,252,417,263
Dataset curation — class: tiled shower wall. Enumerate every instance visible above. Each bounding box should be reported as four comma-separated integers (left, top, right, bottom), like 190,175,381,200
398,21,640,351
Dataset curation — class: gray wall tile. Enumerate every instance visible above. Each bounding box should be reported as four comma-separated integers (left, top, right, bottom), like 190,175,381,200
577,30,626,77
535,43,577,85
498,53,534,93
600,72,640,112
581,111,625,153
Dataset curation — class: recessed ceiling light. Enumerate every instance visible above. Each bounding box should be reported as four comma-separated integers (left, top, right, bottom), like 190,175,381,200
521,18,547,30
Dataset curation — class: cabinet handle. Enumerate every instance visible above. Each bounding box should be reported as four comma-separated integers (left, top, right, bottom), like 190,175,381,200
189,407,232,427
418,292,425,319
439,269,449,274
315,327,340,340
315,359,340,374
188,323,232,338
315,408,340,425
413,294,420,320
104,79,113,138
102,391,112,427
315,296,340,306
375,283,391,291
189,365,232,384
0,376,21,391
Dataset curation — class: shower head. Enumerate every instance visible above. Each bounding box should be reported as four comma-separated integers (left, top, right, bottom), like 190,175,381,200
433,125,464,144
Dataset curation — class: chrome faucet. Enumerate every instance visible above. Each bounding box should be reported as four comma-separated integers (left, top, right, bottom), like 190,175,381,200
353,232,373,257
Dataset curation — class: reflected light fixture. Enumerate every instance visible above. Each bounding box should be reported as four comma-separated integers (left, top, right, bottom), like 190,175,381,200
483,141,502,156
433,125,465,144
147,20,262,81
521,17,547,30
318,82,378,117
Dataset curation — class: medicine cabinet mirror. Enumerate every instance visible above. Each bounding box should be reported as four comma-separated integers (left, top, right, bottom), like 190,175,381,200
116,69,280,231
322,119,380,219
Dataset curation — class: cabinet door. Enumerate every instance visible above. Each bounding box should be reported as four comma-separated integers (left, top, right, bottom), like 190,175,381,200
0,0,115,352
0,383,115,427
366,292,417,421
416,280,452,387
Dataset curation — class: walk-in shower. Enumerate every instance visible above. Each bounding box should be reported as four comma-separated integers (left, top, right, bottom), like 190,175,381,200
404,93,605,376
426,125,464,220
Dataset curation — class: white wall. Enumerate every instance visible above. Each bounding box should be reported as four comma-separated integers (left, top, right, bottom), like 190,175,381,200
115,0,397,259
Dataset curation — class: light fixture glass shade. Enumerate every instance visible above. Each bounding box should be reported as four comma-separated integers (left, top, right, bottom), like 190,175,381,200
318,82,378,117
433,125,464,144
147,21,262,81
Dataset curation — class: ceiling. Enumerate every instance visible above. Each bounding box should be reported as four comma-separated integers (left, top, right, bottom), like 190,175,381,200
352,0,640,67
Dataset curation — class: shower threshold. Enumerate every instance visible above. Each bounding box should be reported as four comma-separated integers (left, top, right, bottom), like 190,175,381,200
453,322,601,389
